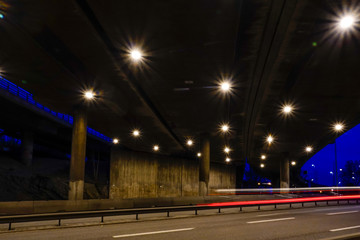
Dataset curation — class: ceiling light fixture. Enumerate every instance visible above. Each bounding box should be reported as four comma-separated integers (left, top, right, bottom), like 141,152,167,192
132,129,140,137
84,91,95,100
339,15,355,29
130,49,143,61
224,147,230,153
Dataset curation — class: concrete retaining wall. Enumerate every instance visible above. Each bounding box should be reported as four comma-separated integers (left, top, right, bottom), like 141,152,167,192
0,195,284,215
110,149,236,199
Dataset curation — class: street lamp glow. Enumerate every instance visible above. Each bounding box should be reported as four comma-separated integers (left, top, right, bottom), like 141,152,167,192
266,135,274,144
283,105,293,114
187,139,193,146
305,146,313,153
225,157,231,162
132,129,140,137
291,161,296,166
260,163,265,168
261,155,266,160
153,145,159,151
113,138,119,144
130,49,142,61
197,152,201,157
220,82,231,92
221,124,229,133
339,15,355,29
224,147,230,153
334,123,344,132
84,91,95,100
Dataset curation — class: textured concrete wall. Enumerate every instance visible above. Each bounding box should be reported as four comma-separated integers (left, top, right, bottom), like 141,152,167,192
209,163,236,194
110,149,235,199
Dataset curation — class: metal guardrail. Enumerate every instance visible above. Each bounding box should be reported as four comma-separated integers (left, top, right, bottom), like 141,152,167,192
1,197,359,231
0,76,112,142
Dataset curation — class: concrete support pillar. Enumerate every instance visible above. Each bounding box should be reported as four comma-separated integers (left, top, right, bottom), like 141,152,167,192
280,154,290,190
199,138,210,196
68,106,87,200
21,131,33,166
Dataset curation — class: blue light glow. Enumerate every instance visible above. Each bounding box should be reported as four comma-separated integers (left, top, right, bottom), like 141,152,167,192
0,76,112,142
301,124,360,186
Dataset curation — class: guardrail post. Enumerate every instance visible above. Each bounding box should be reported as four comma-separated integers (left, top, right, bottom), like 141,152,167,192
337,200,340,205
274,204,277,209
258,205,260,210
218,208,221,213
290,203,292,208
167,211,170,217
101,216,104,223
195,210,198,215
326,201,329,205
302,202,304,207
136,213,139,220
8,222,11,231
315,202,317,206
58,219,61,226
348,200,350,204
240,206,242,211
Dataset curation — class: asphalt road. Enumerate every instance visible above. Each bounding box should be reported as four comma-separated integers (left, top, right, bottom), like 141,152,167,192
1,204,360,239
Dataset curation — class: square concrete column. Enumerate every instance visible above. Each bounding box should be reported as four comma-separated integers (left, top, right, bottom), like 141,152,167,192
280,153,290,190
68,106,87,200
199,138,210,196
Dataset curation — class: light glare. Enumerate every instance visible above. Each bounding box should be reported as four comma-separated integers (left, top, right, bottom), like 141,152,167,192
130,49,142,61
267,135,274,144
226,157,231,162
224,147,230,153
132,129,140,137
187,139,193,146
283,105,292,114
260,163,265,168
261,155,266,160
221,124,229,132
113,138,119,144
220,82,231,92
339,15,355,29
197,152,201,157
84,91,95,100
333,123,344,132
305,146,313,153
291,161,296,166
153,145,159,151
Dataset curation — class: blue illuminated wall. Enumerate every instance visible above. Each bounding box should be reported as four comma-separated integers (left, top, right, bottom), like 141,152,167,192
243,159,271,187
301,124,360,186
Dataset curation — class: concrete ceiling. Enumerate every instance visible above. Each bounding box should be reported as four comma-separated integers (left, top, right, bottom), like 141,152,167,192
1,0,360,176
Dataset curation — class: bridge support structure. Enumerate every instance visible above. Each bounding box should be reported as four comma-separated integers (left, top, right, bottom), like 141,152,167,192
199,137,210,196
280,153,290,191
68,106,87,200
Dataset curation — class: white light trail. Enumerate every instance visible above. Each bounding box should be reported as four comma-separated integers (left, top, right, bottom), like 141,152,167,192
113,228,194,238
215,186,360,193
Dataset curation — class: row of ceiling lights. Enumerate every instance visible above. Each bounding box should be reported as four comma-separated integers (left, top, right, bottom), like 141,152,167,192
257,11,357,168
81,13,356,166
